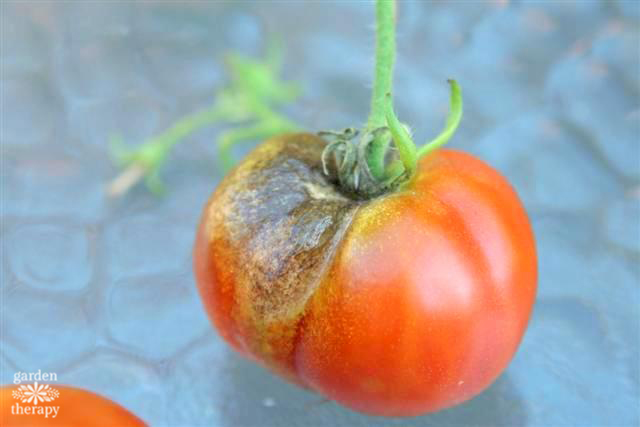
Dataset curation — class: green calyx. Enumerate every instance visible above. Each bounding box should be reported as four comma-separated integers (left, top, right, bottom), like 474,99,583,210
319,127,402,199
320,79,463,199
319,0,463,200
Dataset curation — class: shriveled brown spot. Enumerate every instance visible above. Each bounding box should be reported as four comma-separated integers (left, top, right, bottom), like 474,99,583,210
203,133,358,375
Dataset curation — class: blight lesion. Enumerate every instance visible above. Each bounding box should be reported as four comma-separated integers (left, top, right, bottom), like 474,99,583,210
203,133,359,376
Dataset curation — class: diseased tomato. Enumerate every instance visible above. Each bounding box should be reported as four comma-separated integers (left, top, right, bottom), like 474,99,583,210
193,133,537,416
0,385,146,426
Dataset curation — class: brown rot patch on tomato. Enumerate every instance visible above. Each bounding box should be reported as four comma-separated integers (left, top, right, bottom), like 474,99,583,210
199,133,359,373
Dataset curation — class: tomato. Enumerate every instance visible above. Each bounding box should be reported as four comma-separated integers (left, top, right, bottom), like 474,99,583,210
0,385,146,426
194,133,537,416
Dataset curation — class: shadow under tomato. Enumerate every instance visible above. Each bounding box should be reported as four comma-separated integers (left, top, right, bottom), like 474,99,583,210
217,352,527,427
411,374,528,427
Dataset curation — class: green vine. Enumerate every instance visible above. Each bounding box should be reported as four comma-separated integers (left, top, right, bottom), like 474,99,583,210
109,0,463,199
108,43,299,196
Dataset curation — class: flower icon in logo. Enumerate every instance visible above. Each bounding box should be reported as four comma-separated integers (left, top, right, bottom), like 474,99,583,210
12,382,59,405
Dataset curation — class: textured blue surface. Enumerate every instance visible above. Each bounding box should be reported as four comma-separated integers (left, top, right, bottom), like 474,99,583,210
1,1,639,426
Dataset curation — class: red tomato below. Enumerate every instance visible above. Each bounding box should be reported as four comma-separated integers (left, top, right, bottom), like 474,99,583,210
0,385,146,427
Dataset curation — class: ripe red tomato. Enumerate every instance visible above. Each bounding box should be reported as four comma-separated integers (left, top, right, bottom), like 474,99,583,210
0,385,146,426
194,133,537,416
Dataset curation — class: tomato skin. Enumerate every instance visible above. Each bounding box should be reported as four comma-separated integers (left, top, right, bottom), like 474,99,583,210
194,133,536,416
0,385,146,426
296,150,537,415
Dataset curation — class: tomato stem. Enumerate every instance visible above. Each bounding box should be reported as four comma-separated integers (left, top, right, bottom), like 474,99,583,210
417,80,463,158
384,93,416,175
321,0,464,199
366,0,396,181
367,0,396,130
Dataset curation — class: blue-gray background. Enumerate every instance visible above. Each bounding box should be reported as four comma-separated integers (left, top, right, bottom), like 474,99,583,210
2,1,639,426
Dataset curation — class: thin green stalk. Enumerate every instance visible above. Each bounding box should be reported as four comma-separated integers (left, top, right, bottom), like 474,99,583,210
158,106,225,151
417,80,463,158
218,117,298,171
385,93,416,175
366,0,396,179
109,105,225,177
109,47,301,197
368,0,396,130
108,106,224,196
